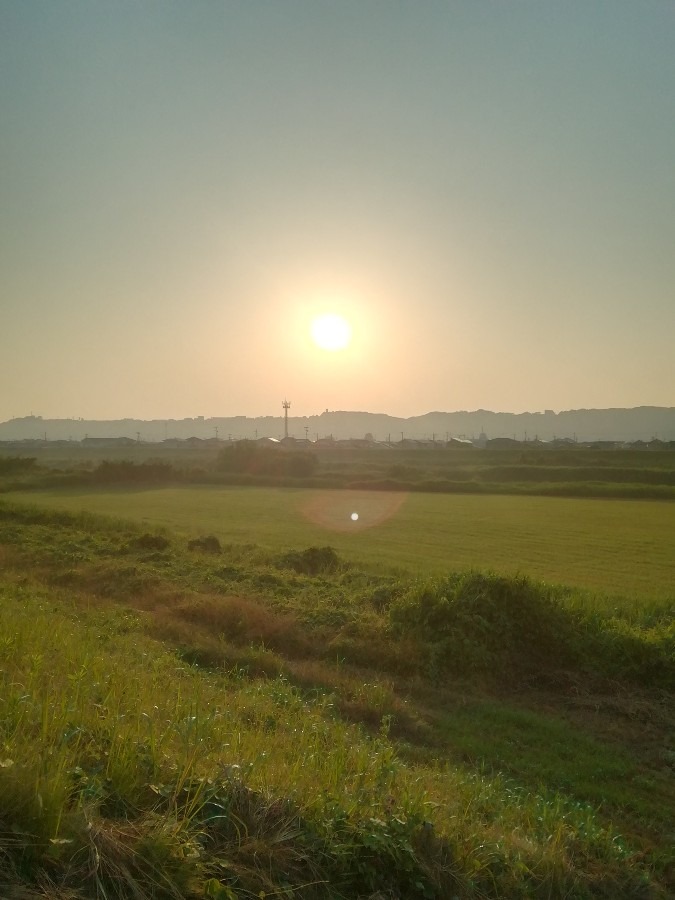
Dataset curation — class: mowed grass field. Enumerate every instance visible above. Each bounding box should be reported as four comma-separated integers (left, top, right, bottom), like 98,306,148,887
8,485,675,600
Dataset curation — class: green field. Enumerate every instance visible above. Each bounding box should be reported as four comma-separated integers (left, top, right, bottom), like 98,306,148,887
1,486,673,898
8,485,675,600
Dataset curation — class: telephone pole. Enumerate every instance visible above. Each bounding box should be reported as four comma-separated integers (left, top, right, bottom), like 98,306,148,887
282,399,291,439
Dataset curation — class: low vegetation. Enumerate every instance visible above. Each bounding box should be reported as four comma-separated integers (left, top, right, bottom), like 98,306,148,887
3,444,675,501
216,441,317,478
0,497,673,897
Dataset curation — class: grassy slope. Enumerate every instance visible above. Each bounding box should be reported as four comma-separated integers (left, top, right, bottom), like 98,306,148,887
0,498,673,898
7,485,675,599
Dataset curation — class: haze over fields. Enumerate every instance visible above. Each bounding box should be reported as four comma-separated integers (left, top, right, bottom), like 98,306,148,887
1,3,674,422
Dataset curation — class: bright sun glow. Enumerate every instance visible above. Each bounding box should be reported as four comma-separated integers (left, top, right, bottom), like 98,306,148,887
310,313,352,351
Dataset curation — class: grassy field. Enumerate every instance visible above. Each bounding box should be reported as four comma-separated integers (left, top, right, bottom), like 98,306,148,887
0,487,673,897
7,485,675,600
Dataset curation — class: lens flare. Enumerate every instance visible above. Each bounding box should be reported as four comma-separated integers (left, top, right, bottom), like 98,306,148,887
300,490,406,532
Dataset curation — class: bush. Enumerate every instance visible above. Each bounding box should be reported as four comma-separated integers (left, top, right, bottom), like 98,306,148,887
388,572,577,679
277,545,342,575
388,572,675,688
128,533,170,552
187,535,222,553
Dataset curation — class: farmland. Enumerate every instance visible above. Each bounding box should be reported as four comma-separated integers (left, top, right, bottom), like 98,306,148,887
0,465,673,897
6,485,675,600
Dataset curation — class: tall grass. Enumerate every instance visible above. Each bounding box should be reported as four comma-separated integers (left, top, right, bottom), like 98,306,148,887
1,581,663,898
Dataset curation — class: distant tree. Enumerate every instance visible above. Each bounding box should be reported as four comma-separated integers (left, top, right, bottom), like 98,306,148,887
0,457,37,475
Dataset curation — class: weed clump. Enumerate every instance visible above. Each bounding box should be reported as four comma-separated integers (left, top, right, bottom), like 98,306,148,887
277,545,342,576
129,532,171,552
389,572,578,681
389,572,675,689
187,535,222,553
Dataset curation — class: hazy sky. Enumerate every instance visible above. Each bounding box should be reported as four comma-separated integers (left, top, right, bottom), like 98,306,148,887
2,1,674,421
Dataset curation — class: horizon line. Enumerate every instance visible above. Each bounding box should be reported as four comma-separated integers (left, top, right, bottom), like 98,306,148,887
3,404,675,425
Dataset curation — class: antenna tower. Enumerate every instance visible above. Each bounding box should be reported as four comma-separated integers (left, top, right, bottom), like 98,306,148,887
282,399,291,438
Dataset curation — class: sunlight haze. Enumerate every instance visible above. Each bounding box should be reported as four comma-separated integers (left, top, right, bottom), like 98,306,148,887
1,1,674,421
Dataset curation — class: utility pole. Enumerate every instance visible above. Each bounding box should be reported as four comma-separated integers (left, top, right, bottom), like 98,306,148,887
282,399,291,438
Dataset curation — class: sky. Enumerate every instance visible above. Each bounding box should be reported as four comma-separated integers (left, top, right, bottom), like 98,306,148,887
1,1,674,421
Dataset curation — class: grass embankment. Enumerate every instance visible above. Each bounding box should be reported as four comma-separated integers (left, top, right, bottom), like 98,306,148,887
0,499,673,898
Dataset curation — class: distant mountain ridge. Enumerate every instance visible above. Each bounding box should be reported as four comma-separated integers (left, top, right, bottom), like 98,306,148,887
1,407,674,443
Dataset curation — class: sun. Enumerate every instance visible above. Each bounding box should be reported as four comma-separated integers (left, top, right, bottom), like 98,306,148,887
310,313,352,351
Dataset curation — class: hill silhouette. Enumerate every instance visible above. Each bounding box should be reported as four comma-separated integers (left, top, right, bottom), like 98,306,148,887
1,406,674,443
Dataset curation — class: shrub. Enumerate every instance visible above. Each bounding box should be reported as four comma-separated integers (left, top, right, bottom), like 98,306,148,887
277,545,342,575
388,572,577,679
389,572,675,689
129,533,170,552
187,535,222,553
